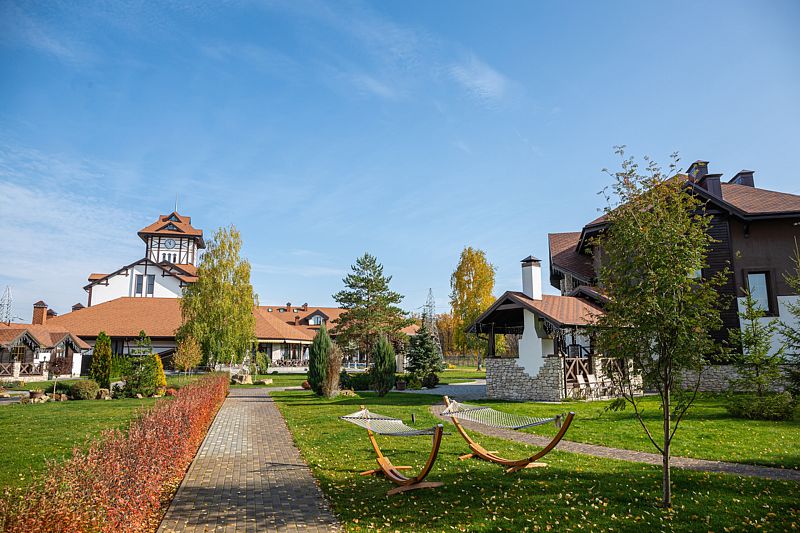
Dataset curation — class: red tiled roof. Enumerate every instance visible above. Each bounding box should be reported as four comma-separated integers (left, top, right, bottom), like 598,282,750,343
0,322,90,349
88,273,107,281
548,232,595,281
48,297,313,342
509,292,603,326
138,212,203,240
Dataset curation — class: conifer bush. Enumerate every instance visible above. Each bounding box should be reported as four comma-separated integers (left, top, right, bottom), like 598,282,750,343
308,324,331,395
0,374,229,532
90,331,112,389
70,379,100,400
369,335,396,396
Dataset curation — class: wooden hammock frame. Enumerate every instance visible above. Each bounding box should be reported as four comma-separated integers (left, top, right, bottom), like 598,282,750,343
442,396,575,473
356,406,445,496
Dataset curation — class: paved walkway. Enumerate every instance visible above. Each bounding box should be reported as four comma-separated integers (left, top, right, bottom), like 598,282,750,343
430,405,800,482
159,388,339,532
395,379,487,401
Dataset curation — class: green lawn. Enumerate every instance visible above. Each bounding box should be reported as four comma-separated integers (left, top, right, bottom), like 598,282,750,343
437,367,485,384
273,390,799,532
482,394,800,470
1,378,84,391
0,397,157,488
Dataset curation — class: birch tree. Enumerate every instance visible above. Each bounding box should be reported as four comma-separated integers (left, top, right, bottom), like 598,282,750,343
594,149,727,508
179,225,256,366
450,247,495,368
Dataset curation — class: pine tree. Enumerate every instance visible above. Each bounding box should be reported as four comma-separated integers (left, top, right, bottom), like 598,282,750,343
333,253,413,359
90,331,112,389
179,225,256,366
308,323,332,396
781,246,800,396
369,335,396,396
406,319,443,379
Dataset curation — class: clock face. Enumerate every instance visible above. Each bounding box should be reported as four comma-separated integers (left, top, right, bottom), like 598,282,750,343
164,238,176,249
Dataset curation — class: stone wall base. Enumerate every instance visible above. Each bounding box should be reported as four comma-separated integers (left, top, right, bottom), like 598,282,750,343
679,364,790,393
485,357,564,402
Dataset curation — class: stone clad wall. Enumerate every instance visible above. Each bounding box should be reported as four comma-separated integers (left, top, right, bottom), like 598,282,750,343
485,356,564,401
679,364,790,393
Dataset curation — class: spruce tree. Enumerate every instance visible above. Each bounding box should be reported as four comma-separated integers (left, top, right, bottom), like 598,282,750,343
308,323,331,395
406,319,443,379
369,335,396,397
90,331,112,389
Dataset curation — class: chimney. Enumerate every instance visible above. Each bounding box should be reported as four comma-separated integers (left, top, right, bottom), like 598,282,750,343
72,303,85,312
32,300,48,325
302,303,308,311
47,309,58,318
294,315,301,326
521,256,542,300
286,302,291,310
687,160,709,182
729,170,755,188
702,173,723,198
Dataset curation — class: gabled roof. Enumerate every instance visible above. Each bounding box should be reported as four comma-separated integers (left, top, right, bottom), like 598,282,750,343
48,297,315,342
548,232,595,282
137,212,205,248
84,258,198,290
0,322,90,350
262,305,347,332
468,291,603,332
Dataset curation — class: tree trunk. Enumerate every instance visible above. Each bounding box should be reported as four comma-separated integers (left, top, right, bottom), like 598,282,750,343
662,384,672,508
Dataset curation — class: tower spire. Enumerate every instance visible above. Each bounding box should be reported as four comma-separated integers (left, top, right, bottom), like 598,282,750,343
424,288,443,358
174,193,178,214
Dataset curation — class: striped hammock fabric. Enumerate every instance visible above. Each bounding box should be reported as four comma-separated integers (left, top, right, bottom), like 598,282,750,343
441,400,560,430
340,408,440,437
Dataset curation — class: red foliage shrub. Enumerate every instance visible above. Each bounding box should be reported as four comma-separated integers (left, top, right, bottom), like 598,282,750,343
0,373,229,532
301,380,311,390
165,388,178,397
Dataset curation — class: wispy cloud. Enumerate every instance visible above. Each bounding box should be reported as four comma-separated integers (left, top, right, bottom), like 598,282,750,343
0,3,92,64
449,55,509,105
0,142,143,314
348,72,400,99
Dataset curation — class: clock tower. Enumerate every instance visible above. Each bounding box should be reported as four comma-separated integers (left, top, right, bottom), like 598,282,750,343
138,212,206,266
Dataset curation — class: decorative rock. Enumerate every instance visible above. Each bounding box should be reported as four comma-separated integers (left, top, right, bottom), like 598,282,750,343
231,374,253,385
255,379,273,385
135,393,143,399
0,392,10,398
96,388,110,400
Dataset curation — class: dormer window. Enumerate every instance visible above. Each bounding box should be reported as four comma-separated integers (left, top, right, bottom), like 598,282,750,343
167,214,180,222
163,223,179,231
309,315,324,325
278,308,285,313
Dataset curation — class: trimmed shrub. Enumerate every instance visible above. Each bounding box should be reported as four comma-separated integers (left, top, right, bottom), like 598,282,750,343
339,369,351,389
122,354,160,398
369,336,396,397
342,372,371,391
0,374,228,532
301,380,311,390
405,374,422,390
422,372,440,389
153,353,167,391
726,392,796,421
165,388,178,397
110,355,132,380
70,380,100,400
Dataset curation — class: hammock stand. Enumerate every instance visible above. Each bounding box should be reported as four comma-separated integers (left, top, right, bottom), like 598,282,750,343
341,406,444,496
441,396,574,473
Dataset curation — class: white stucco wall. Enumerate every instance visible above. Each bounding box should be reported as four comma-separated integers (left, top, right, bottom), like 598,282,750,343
91,263,184,306
736,295,800,355
517,309,546,377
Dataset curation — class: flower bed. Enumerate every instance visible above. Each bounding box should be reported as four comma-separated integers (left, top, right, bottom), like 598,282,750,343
0,373,228,532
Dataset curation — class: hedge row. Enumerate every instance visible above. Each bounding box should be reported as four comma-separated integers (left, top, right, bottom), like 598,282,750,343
0,373,229,532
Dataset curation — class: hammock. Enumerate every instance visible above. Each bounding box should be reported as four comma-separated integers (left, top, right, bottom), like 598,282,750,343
340,406,445,495
341,408,440,436
440,396,575,473
440,400,560,430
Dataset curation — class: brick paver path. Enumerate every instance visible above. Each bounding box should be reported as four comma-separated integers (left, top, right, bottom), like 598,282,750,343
430,405,800,482
159,388,339,532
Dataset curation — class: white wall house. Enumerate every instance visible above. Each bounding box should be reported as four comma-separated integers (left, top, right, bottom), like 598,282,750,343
83,212,203,307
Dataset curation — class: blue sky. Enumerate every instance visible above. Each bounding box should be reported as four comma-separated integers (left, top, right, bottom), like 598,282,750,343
1,0,799,319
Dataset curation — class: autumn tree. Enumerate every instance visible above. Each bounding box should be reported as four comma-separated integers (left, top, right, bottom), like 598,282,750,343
436,312,458,356
595,149,727,508
450,247,496,368
179,225,256,366
333,253,412,360
90,331,112,389
174,335,203,374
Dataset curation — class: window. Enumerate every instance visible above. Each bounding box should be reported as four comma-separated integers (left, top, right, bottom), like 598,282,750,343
146,274,155,295
278,308,285,313
746,271,772,313
309,315,324,325
135,274,144,295
172,253,177,262
11,345,25,362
